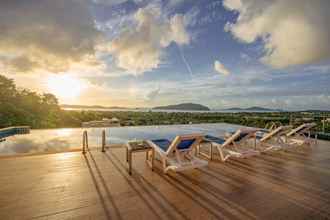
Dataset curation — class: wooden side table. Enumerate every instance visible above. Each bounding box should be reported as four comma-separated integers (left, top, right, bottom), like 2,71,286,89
126,140,154,175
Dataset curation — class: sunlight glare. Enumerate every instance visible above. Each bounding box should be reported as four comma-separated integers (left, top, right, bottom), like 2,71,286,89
55,128,73,137
47,75,85,100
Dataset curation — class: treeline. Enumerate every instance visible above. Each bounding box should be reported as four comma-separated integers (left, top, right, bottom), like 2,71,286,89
0,74,82,128
0,75,60,128
88,111,329,133
1,74,329,132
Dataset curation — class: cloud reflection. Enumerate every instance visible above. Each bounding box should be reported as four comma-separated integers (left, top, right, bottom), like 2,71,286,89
0,124,245,156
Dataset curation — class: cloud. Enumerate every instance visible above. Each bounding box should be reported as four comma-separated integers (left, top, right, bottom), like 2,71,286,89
167,0,186,7
183,6,200,27
2,56,38,72
0,137,71,154
145,87,160,101
223,0,330,68
214,60,230,75
109,7,190,74
92,0,128,6
240,52,251,63
304,64,330,74
0,0,103,73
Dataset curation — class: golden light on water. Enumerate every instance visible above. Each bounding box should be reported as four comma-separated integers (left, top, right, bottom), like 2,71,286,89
55,128,73,137
46,75,85,100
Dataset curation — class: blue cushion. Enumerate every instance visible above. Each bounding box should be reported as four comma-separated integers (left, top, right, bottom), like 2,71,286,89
151,139,171,152
229,130,254,142
303,132,317,138
151,138,196,152
227,131,247,140
204,135,226,145
177,139,196,150
296,128,305,133
235,132,250,142
256,131,265,139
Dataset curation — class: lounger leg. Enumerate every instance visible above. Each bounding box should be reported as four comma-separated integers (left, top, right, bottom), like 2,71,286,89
314,135,318,145
145,149,154,171
126,147,128,162
210,143,213,160
151,149,154,171
254,137,257,150
162,158,167,174
218,146,225,162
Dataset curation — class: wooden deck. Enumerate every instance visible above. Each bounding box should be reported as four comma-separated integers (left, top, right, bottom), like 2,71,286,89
1,141,330,220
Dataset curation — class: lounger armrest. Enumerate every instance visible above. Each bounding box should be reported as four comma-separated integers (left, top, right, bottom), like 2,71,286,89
146,140,168,156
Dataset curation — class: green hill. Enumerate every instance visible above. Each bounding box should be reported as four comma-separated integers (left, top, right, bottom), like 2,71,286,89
153,103,210,111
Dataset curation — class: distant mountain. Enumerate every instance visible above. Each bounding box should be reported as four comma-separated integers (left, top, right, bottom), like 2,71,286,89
223,106,283,112
153,103,210,111
61,104,129,109
302,109,330,113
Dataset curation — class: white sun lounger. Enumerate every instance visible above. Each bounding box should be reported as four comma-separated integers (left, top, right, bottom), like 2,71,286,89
256,125,292,152
286,123,318,146
147,134,208,174
201,129,260,162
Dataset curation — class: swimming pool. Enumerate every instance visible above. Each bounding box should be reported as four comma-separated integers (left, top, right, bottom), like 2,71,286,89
0,123,246,156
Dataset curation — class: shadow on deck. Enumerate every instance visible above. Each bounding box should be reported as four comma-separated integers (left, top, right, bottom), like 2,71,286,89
1,141,330,219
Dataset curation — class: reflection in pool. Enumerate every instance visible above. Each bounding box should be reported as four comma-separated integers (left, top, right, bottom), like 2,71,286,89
0,123,247,156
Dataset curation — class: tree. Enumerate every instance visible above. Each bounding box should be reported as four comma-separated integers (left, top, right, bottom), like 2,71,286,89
0,74,62,128
0,75,17,102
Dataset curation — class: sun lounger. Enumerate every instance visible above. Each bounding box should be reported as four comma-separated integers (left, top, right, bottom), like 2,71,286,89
256,125,292,152
286,123,318,146
264,121,282,132
147,134,208,173
201,129,260,162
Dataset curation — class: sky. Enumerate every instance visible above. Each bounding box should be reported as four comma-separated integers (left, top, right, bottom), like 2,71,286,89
1,0,330,110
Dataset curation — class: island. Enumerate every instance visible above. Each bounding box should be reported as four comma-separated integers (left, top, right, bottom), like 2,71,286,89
223,106,283,112
153,103,210,111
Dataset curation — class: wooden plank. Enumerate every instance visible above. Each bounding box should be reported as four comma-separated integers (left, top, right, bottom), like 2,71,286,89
0,141,330,219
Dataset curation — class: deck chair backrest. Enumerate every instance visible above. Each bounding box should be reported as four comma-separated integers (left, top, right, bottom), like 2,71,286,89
287,123,316,137
221,129,256,148
166,134,204,155
298,123,316,135
260,126,292,142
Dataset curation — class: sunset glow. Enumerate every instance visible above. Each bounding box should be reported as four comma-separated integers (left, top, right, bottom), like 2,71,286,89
46,75,85,101
1,0,329,109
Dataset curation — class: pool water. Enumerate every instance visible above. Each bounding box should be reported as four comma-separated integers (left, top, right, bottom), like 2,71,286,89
0,123,246,156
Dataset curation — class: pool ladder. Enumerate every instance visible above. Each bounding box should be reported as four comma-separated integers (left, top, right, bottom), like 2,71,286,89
82,130,107,154
82,130,89,154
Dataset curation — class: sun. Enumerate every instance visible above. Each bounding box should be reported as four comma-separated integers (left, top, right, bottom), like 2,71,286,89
46,75,85,100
